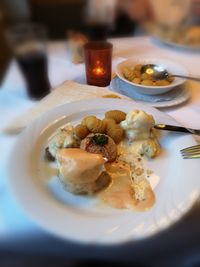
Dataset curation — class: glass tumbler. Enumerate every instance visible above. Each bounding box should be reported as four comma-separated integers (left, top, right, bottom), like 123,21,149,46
6,23,51,100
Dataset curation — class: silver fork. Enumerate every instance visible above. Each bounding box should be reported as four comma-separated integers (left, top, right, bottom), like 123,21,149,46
180,145,200,159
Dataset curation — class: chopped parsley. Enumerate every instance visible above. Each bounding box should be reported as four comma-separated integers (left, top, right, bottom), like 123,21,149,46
91,134,108,146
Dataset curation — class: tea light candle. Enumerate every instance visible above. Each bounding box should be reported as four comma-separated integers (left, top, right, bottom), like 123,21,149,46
84,41,113,87
92,66,105,76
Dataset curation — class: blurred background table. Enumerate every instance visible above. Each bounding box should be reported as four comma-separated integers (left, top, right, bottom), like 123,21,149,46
1,36,200,267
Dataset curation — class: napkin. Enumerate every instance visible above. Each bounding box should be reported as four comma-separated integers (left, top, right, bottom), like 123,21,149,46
4,81,129,134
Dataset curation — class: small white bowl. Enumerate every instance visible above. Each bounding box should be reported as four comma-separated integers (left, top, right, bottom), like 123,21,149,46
116,58,188,95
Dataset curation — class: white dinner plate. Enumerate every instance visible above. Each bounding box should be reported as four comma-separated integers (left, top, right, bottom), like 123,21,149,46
9,99,200,244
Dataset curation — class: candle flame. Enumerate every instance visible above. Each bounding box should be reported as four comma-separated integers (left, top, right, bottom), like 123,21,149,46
96,67,103,74
93,67,105,75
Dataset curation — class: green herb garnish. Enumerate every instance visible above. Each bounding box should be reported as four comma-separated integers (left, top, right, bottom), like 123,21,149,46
91,134,108,146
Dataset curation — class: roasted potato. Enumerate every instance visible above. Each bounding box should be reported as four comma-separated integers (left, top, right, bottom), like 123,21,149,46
123,65,173,87
123,67,135,81
105,110,126,124
106,124,124,144
155,80,170,86
81,116,96,126
102,118,116,129
141,79,154,86
132,77,141,84
74,124,89,139
141,73,151,80
134,64,142,71
82,116,106,133
133,70,141,78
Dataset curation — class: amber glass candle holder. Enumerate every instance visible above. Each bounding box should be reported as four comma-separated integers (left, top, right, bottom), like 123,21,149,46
84,41,113,87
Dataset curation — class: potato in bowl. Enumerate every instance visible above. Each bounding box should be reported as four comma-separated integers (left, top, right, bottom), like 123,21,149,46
123,64,174,86
116,58,188,95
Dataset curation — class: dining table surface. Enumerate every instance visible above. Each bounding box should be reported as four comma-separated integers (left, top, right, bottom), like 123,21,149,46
0,36,200,267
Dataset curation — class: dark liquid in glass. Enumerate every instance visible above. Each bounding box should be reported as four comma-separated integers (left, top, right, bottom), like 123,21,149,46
16,51,50,99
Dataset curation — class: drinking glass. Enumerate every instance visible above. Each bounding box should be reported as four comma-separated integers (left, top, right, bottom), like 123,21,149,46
6,23,51,100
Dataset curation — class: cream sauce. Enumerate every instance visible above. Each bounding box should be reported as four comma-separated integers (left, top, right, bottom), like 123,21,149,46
118,138,160,159
48,123,78,157
98,162,155,211
56,148,105,184
118,140,144,156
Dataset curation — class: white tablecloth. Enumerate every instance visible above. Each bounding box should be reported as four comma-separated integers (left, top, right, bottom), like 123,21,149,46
0,37,200,266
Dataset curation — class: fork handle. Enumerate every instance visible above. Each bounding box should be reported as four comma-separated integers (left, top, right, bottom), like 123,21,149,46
173,74,200,82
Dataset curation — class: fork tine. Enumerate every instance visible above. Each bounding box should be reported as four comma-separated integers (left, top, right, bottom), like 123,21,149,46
181,150,200,156
180,145,200,152
183,154,200,159
181,147,200,153
181,147,200,152
180,144,200,159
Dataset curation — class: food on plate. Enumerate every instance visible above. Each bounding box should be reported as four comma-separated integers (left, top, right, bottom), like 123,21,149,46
123,67,135,81
134,64,142,71
79,113,124,143
47,123,79,159
99,151,155,210
120,109,155,140
56,148,111,195
105,110,126,123
80,133,117,162
122,65,174,86
120,109,160,158
81,115,96,126
141,79,154,86
132,77,141,84
103,114,125,144
102,118,116,129
106,122,124,144
81,116,106,133
45,108,161,211
141,139,160,158
120,152,155,204
74,124,90,139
